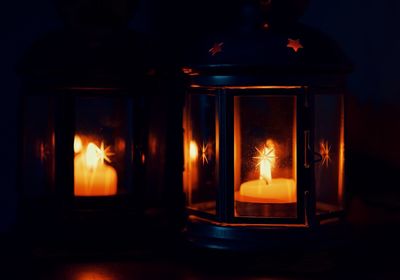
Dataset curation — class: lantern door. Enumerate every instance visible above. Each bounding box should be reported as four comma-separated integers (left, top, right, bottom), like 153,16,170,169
228,88,309,225
184,86,311,225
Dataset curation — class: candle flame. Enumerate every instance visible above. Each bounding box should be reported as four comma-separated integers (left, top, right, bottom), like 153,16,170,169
189,140,199,161
86,143,100,169
81,140,115,169
253,140,276,184
74,135,83,153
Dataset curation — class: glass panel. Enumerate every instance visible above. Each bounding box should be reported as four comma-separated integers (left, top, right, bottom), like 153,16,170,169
184,93,218,215
74,96,133,197
234,95,297,218
314,94,345,214
22,95,55,197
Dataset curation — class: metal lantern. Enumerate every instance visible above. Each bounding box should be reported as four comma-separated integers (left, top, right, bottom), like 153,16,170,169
181,0,351,250
18,26,183,249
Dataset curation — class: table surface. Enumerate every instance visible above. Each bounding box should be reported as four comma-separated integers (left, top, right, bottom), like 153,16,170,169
1,196,400,280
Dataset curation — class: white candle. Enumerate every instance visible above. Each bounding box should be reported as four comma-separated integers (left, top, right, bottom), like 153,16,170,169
237,140,296,203
74,137,117,196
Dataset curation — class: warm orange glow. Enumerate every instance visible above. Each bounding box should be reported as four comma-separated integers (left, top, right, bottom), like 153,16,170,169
253,140,276,184
74,135,117,196
189,140,199,161
75,269,114,280
74,135,83,153
237,140,296,203
338,96,345,205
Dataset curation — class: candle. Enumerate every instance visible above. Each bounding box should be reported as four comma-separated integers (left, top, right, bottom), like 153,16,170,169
236,140,296,204
238,178,296,203
188,140,199,190
74,136,117,196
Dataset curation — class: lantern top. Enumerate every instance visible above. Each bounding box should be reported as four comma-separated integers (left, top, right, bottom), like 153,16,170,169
19,29,158,90
182,23,351,78
181,0,351,84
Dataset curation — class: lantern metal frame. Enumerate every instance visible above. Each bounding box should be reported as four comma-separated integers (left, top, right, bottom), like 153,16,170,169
17,29,185,251
182,26,351,250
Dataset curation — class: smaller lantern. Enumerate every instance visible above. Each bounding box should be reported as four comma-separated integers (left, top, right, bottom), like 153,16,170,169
181,0,350,250
17,1,184,249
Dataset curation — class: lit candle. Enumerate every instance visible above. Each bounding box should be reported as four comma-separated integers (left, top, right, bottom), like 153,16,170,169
189,140,199,188
237,140,296,203
74,136,117,196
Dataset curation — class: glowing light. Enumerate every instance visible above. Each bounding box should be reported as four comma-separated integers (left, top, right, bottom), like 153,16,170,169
253,140,276,184
74,135,83,153
85,143,100,169
209,42,224,56
201,142,209,165
98,142,114,164
237,139,296,203
189,140,199,161
74,138,117,196
320,140,332,167
287,38,303,53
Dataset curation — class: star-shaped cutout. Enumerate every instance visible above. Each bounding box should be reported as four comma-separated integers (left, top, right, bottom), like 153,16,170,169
209,42,224,56
287,38,303,53
320,140,332,168
201,142,209,166
97,142,115,164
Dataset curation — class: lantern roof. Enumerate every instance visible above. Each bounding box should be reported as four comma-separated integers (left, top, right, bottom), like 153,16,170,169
182,23,352,77
19,28,157,89
181,0,351,81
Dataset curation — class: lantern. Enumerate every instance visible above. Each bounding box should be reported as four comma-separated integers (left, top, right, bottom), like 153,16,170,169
182,0,351,250
17,1,184,248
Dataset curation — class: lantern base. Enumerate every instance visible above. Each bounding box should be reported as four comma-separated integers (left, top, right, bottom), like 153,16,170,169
184,215,346,252
235,199,297,218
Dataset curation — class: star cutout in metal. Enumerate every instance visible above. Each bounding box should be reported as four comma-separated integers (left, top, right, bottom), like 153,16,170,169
201,142,209,166
209,42,224,56
320,140,332,167
287,38,303,53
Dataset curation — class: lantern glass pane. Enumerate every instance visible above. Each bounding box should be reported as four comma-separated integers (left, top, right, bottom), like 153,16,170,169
74,96,133,197
21,95,55,197
184,93,218,215
314,94,345,214
234,95,297,218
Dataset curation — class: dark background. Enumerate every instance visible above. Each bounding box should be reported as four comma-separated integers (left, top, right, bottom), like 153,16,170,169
1,0,400,262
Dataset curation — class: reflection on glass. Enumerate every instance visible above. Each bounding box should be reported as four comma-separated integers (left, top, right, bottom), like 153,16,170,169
184,93,217,214
234,95,297,218
315,94,345,214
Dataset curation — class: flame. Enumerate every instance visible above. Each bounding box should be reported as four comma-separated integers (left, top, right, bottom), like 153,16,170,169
253,140,276,184
74,135,83,153
189,140,199,161
75,135,115,169
85,143,100,169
